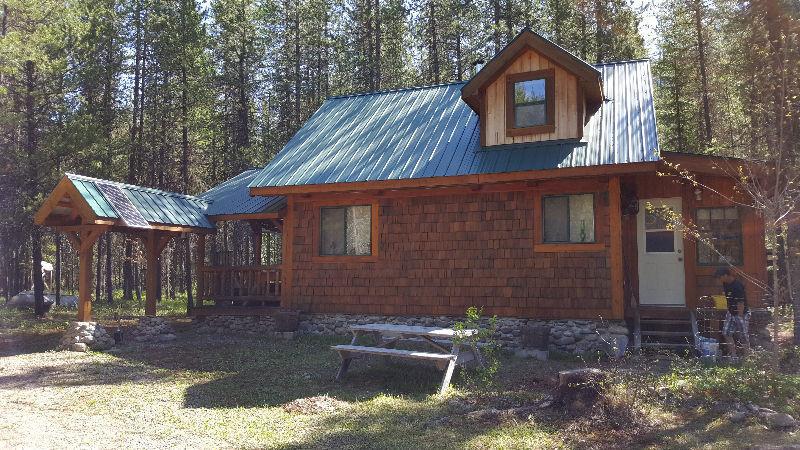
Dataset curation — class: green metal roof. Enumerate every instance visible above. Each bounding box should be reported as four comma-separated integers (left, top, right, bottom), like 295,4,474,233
66,173,214,229
249,60,659,190
200,170,285,216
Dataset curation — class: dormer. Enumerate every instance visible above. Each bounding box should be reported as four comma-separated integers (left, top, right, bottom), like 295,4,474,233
461,29,603,147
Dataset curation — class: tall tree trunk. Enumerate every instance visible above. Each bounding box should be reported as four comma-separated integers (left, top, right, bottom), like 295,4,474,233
693,0,712,146
374,0,381,89
1,3,7,37
294,3,301,126
24,60,46,317
428,1,439,83
124,0,143,301
492,0,501,52
180,58,193,311
95,237,102,302
105,234,113,304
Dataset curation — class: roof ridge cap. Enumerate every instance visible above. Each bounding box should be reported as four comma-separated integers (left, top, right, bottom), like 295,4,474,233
66,172,208,202
327,81,467,100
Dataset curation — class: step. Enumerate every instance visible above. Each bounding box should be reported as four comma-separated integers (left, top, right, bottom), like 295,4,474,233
640,342,693,349
640,330,693,337
640,319,691,325
332,344,456,361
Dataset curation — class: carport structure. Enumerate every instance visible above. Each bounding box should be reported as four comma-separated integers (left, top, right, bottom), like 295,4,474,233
34,173,216,321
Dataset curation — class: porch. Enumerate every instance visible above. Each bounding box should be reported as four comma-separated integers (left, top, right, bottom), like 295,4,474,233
192,265,283,316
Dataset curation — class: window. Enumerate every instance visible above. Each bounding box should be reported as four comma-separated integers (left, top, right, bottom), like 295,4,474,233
542,194,595,243
513,79,547,127
506,69,555,136
320,205,372,256
644,206,676,253
696,207,742,265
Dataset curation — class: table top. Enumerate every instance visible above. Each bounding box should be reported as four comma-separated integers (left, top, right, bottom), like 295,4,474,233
349,323,479,338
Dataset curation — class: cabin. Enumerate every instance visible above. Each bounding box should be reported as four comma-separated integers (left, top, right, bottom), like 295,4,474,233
35,29,768,352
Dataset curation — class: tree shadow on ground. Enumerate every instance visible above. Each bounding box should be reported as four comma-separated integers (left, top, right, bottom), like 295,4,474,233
0,331,62,357
108,333,448,408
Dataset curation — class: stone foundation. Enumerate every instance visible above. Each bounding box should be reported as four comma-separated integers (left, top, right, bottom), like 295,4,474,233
132,316,177,342
59,322,116,352
195,315,276,335
191,313,629,354
297,313,628,354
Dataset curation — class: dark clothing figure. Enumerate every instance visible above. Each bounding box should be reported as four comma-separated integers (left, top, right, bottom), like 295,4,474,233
722,279,749,316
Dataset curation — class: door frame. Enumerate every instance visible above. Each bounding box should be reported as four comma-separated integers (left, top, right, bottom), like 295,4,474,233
636,197,687,307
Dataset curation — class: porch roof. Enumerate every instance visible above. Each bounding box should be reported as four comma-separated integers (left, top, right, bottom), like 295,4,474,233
35,173,215,232
200,169,285,218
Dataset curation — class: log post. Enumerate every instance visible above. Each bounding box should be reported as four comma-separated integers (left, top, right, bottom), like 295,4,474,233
609,176,624,320
77,245,93,321
142,231,173,316
196,234,206,307
65,227,105,322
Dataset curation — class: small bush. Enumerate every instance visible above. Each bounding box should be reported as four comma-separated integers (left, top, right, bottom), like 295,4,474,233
453,306,500,390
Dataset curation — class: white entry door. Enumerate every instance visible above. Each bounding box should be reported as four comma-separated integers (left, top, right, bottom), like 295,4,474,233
637,197,686,306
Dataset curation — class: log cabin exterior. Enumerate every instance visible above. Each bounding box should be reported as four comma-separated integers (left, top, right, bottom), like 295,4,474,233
35,29,768,349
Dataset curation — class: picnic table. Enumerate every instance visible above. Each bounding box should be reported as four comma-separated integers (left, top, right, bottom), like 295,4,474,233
332,323,484,395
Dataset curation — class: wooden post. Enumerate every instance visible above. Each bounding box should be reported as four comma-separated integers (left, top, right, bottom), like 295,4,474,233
77,246,93,321
196,234,206,307
609,176,625,320
251,221,262,266
142,231,173,317
281,196,294,308
64,227,105,322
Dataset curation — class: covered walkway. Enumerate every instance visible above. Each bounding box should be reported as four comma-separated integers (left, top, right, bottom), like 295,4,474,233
34,172,286,321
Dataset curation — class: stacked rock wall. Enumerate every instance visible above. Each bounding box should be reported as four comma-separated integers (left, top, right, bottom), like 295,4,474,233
192,313,629,354
297,313,628,353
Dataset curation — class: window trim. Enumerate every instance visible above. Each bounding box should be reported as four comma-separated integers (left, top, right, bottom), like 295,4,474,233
533,187,606,253
541,193,597,244
312,200,380,263
695,206,744,267
506,68,556,137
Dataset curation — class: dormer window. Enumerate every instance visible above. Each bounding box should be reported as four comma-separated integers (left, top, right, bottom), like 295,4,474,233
505,69,555,136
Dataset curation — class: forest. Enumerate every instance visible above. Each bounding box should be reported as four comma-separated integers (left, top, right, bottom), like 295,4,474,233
0,0,797,314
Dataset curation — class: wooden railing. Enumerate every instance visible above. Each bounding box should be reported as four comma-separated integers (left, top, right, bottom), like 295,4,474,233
199,265,282,306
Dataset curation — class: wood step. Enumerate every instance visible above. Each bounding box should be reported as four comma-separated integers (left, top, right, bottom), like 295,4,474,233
641,330,694,337
332,344,456,361
640,342,693,349
640,319,691,325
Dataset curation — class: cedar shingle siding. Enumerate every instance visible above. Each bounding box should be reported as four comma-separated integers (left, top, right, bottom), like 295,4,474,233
291,188,614,318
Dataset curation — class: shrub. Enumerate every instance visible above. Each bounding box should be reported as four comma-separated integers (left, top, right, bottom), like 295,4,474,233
453,306,500,390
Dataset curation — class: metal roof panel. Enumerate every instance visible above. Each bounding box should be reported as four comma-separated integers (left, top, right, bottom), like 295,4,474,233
250,60,660,190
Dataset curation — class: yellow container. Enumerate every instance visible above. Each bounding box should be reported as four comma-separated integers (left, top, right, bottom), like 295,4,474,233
712,295,727,310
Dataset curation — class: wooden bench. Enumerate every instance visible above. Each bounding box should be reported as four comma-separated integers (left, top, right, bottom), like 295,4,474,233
331,323,483,395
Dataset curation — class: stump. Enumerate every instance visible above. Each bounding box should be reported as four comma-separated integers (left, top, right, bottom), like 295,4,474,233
553,368,607,412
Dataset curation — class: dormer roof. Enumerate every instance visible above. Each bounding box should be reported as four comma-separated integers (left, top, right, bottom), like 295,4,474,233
461,28,604,115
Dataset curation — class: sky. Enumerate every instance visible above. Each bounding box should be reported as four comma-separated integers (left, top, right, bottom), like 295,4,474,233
633,0,662,57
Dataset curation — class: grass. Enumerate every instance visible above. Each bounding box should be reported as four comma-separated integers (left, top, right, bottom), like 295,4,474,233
1,306,799,449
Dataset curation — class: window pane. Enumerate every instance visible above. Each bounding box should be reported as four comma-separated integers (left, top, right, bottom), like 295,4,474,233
569,194,595,243
697,207,742,264
515,104,546,127
645,206,672,230
346,205,372,255
320,207,345,255
513,79,547,127
543,196,569,242
646,231,675,253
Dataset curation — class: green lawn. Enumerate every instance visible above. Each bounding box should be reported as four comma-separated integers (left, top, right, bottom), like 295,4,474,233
1,306,799,449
